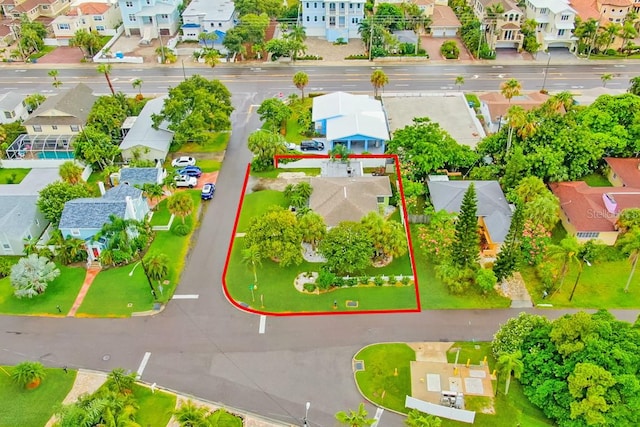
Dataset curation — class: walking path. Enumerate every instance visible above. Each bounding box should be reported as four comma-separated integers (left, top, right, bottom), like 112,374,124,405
66,266,101,317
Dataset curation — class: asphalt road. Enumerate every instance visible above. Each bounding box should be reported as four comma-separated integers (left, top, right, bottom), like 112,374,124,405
2,63,640,426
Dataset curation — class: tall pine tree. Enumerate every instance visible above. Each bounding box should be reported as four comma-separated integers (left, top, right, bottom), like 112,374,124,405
493,202,524,281
451,183,480,269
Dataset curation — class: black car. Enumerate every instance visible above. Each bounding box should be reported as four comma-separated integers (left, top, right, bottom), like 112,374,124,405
300,140,325,151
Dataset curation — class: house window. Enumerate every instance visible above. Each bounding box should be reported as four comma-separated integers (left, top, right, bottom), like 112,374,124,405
71,228,81,237
341,2,344,8
96,25,105,31
3,111,11,119
314,15,318,21
70,125,80,132
125,1,133,6
329,16,335,25
306,2,309,7
218,22,222,26
33,125,42,132
128,14,136,21
42,4,49,9
314,2,317,7
58,23,70,30
377,196,385,203
350,3,352,8
357,4,361,8
146,0,151,4
2,243,10,250
306,16,310,21
52,125,58,130
561,14,570,21
94,15,103,21
322,16,325,20
577,232,599,239
35,219,39,226
161,14,168,19
558,29,565,36
540,8,547,14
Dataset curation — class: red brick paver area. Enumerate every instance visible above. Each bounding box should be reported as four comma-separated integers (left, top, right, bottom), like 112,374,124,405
67,266,101,317
36,46,86,64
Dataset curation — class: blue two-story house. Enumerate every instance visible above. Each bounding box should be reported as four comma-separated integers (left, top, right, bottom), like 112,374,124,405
302,0,365,42
118,0,181,41
58,184,149,262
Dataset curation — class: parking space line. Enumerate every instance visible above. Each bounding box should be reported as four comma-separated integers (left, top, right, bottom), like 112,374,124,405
259,315,266,334
172,294,199,299
137,352,151,378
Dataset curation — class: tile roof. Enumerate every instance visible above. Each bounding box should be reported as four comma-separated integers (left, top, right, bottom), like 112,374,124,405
119,167,162,187
550,181,640,232
597,0,632,6
23,83,96,126
68,2,111,15
604,157,640,188
309,176,392,226
431,5,461,27
570,0,600,20
427,180,513,243
13,0,57,13
479,91,550,121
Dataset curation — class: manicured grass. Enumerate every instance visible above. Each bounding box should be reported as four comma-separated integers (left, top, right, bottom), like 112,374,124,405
465,93,480,109
410,225,511,309
521,259,640,308
0,265,85,315
197,159,222,172
149,199,173,226
446,341,493,365
226,237,417,312
132,383,176,426
30,45,56,60
209,409,244,426
250,167,321,178
0,168,30,184
0,366,76,427
236,190,288,232
354,343,415,413
580,172,612,187
177,132,230,153
76,266,155,317
284,98,313,144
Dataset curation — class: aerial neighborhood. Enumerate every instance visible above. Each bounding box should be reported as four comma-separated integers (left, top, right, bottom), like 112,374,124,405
1,0,640,426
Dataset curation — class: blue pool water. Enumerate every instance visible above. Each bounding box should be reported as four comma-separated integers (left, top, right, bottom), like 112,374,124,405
37,151,74,159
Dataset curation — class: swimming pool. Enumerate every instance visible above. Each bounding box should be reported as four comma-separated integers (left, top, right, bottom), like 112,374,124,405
37,151,74,159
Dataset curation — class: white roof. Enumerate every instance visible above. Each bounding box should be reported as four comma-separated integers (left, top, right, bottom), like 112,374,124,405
183,0,235,20
312,92,383,122
0,92,24,111
119,96,172,154
528,0,575,13
326,112,389,141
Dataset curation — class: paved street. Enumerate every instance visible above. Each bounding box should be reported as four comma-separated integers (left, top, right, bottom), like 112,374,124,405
2,61,640,426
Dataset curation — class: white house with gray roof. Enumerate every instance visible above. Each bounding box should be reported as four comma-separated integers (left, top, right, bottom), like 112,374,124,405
119,96,173,163
312,92,389,153
0,92,29,124
427,180,513,256
181,0,237,44
58,184,149,261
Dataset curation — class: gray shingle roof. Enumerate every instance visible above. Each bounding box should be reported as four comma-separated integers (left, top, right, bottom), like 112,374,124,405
103,184,143,200
427,180,513,243
119,167,161,187
59,199,127,230
0,195,41,237
0,92,25,111
23,83,96,126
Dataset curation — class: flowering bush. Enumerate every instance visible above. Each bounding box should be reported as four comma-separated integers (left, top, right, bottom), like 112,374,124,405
521,220,551,265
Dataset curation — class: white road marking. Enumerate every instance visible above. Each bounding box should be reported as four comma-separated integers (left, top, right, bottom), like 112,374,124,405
395,84,409,87
342,84,357,87
259,315,267,334
136,352,151,378
172,294,199,299
371,407,384,427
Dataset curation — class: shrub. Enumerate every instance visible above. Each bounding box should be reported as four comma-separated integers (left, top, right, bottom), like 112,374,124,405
317,269,336,290
333,276,345,287
171,222,191,236
345,54,368,60
296,54,322,60
605,48,617,56
358,276,370,286
303,282,317,292
373,275,385,286
440,40,460,59
401,275,411,286
334,38,347,45
11,361,46,389
0,258,14,278
345,277,358,287
436,262,474,294
476,268,497,294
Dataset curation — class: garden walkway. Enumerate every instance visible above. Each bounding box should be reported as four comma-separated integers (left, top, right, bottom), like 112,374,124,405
66,266,101,317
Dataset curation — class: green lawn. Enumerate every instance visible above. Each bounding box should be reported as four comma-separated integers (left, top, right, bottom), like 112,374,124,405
250,167,321,179
410,225,511,309
465,93,480,109
236,190,288,232
580,172,612,187
0,366,76,427
354,343,415,413
226,237,418,313
521,259,640,308
132,383,176,426
30,45,56,60
177,132,230,153
150,199,173,227
284,98,312,144
0,265,85,315
0,168,30,184
197,159,222,172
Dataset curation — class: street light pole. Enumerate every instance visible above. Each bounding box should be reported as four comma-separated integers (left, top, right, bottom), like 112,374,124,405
541,51,551,92
302,401,310,427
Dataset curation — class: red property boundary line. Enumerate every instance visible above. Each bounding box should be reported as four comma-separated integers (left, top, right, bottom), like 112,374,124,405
221,154,421,316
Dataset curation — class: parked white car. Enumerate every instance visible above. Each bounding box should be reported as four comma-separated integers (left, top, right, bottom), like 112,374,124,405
174,174,197,188
171,156,196,167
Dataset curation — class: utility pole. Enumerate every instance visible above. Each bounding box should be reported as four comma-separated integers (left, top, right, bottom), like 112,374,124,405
368,18,374,61
476,21,484,59
541,51,551,92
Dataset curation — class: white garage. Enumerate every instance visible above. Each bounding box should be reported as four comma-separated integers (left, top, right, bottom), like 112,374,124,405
430,5,461,38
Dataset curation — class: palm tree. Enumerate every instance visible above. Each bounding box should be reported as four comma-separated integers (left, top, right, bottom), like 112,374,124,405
97,63,115,95
48,69,62,88
106,367,137,394
293,71,309,99
59,160,83,184
619,21,638,53
370,69,389,97
455,76,464,91
144,252,170,287
198,31,218,49
405,409,441,427
64,237,87,264
11,361,46,389
601,73,613,87
500,79,521,103
242,244,262,283
139,183,164,208
167,192,194,224
603,23,622,51
131,78,143,98
548,235,581,291
173,400,210,427
618,228,640,292
496,351,523,395
547,91,575,112
203,48,220,68
298,211,326,250
335,403,375,427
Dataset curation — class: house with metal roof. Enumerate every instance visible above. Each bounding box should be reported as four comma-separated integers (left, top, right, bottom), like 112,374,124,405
309,176,392,226
311,92,390,153
59,184,149,261
181,0,236,45
427,180,513,256
119,96,173,163
0,92,29,124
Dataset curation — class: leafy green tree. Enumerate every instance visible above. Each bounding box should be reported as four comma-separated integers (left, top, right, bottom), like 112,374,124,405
17,18,46,58
451,183,479,269
360,212,408,262
24,93,45,112
73,127,120,170
628,76,640,95
416,209,456,262
69,29,102,58
475,268,497,294
370,69,389,97
96,63,115,95
319,222,373,275
94,214,148,265
10,254,60,299
335,403,375,427
257,98,292,132
132,78,143,97
11,361,46,389
235,0,283,16
601,73,614,87
405,409,441,427
284,182,312,208
298,211,326,250
222,28,247,60
59,161,84,185
440,40,459,59
509,176,559,231
247,129,288,171
244,206,303,267
87,95,129,139
568,362,617,425
492,312,550,358
546,235,581,291
293,71,309,98
203,48,220,68
151,75,233,149
616,208,640,232
167,192,194,225
496,351,524,395
37,181,91,224
493,202,524,282
137,183,164,208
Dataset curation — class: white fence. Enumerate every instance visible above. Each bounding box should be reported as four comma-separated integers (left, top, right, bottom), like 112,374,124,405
1,159,69,169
